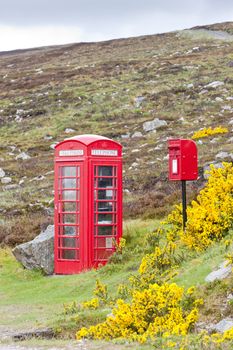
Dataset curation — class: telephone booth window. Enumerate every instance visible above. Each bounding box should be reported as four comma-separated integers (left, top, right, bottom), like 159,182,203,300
93,165,117,261
57,165,81,261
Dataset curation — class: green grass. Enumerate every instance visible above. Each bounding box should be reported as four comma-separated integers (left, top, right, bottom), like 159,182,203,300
173,234,232,288
0,219,159,330
0,223,233,349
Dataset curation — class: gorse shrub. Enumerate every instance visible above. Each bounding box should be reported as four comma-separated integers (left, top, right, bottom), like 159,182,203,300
192,126,228,139
166,162,233,250
77,283,200,343
76,162,233,344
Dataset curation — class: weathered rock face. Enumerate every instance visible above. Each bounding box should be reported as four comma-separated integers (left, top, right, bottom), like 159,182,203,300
0,168,5,178
12,225,54,275
143,118,167,132
213,318,233,333
205,261,232,283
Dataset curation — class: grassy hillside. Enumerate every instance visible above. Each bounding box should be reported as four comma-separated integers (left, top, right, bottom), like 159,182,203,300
0,221,232,349
1,22,233,244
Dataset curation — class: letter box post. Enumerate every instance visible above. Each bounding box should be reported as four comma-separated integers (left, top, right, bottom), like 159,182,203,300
54,135,123,274
168,139,198,229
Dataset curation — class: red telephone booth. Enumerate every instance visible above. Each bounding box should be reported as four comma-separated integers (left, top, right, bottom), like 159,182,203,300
54,135,123,274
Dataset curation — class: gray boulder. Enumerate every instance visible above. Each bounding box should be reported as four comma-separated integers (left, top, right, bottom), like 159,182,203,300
1,176,12,184
213,318,233,333
0,168,5,178
143,118,167,132
205,261,232,282
204,81,224,89
131,131,143,138
12,225,54,275
16,152,31,160
215,151,233,160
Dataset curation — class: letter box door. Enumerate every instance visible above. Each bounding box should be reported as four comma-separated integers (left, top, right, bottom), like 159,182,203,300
54,162,85,274
90,162,122,267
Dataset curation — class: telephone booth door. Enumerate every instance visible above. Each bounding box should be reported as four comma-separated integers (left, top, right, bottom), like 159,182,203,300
54,162,86,274
90,161,122,268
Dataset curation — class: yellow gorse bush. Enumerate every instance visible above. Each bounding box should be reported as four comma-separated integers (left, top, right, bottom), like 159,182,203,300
76,282,199,343
166,162,233,250
76,162,233,344
192,126,228,139
82,298,99,310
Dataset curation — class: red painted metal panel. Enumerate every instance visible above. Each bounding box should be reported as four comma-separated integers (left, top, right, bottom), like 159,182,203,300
168,139,198,181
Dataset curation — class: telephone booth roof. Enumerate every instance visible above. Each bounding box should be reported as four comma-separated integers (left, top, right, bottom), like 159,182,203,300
55,134,122,148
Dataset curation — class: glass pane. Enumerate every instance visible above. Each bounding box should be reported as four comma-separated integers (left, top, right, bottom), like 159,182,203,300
98,214,112,224
64,226,76,235
62,167,76,177
62,190,76,200
63,202,77,212
98,202,113,212
98,178,113,188
98,166,113,176
62,178,76,189
62,250,76,260
63,214,76,224
97,189,113,200
62,237,76,248
98,225,113,236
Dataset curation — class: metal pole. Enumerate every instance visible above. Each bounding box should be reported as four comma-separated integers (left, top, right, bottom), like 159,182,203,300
181,180,187,230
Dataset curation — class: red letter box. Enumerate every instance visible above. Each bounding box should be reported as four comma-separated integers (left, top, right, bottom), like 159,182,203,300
168,139,198,181
54,135,123,274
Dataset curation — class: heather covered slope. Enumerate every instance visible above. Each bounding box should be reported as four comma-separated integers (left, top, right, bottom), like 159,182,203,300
1,21,233,244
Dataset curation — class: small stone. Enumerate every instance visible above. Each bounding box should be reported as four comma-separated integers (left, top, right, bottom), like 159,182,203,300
3,184,20,191
215,97,223,102
215,151,231,160
16,152,31,160
186,83,194,89
131,162,138,168
222,105,233,112
213,318,233,333
143,118,167,132
134,96,145,108
227,293,233,301
44,135,53,140
131,131,143,138
199,89,208,95
121,134,130,139
65,128,75,134
1,177,12,184
0,168,5,178
205,261,232,282
204,81,224,89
